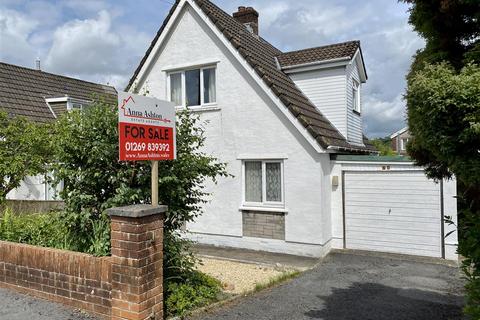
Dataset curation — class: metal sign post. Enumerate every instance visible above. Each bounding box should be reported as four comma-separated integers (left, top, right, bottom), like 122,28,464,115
117,92,176,206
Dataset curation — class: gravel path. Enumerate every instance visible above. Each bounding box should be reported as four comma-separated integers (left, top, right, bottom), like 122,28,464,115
197,258,289,294
192,252,466,320
0,287,98,320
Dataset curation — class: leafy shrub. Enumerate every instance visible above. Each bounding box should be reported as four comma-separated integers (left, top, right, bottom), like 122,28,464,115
0,208,71,250
457,203,480,318
164,231,199,282
165,270,221,317
0,112,51,204
51,103,229,255
405,63,480,317
370,137,396,156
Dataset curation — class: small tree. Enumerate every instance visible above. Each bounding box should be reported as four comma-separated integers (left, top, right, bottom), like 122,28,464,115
51,102,229,257
0,112,51,203
370,137,396,156
406,63,480,317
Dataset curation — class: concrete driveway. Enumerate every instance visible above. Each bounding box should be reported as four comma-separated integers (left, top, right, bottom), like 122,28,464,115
192,252,466,320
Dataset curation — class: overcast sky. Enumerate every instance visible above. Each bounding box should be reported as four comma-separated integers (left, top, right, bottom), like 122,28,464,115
0,0,424,137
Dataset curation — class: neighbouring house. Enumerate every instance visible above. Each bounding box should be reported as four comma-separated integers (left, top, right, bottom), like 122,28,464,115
0,61,117,201
126,0,458,261
390,126,411,155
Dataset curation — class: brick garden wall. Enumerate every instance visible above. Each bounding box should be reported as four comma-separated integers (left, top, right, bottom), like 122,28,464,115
0,241,112,317
0,205,165,320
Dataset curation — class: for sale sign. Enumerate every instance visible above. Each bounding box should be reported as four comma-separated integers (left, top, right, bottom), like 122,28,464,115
118,92,176,161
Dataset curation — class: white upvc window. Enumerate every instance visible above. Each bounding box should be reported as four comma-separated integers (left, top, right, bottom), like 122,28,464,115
400,138,410,151
168,66,216,108
352,80,361,113
242,160,284,208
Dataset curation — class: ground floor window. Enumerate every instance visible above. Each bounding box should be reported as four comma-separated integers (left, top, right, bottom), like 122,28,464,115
243,160,283,207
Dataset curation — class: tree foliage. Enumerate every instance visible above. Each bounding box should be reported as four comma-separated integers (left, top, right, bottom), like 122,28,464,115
370,137,396,156
401,0,480,73
51,102,229,254
403,1,480,316
0,112,51,203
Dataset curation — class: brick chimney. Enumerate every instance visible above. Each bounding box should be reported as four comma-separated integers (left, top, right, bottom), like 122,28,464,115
233,6,259,35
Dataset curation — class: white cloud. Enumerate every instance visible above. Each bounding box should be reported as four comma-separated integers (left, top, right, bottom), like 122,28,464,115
0,8,38,67
1,0,422,136
44,10,150,89
363,94,407,138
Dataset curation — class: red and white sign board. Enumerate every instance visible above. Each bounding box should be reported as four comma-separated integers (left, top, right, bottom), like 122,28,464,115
118,92,176,161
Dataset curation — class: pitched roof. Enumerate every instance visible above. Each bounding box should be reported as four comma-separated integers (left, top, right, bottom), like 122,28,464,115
389,126,409,139
127,0,372,153
0,62,117,123
277,41,360,68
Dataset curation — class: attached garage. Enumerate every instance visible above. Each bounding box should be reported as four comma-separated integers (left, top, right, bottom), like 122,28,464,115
331,155,458,261
344,171,442,258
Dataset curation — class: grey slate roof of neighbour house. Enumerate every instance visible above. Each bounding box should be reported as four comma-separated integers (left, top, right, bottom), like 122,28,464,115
0,62,117,123
276,41,364,70
126,0,374,153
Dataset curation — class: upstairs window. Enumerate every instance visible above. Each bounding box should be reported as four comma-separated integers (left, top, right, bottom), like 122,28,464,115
352,80,360,114
243,160,283,206
169,67,216,107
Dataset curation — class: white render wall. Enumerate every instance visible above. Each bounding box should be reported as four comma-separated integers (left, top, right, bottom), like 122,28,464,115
290,67,347,139
346,62,363,145
136,3,331,256
6,175,62,201
330,160,458,261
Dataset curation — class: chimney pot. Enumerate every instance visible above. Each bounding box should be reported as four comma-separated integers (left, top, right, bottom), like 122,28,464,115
233,6,259,35
35,58,41,71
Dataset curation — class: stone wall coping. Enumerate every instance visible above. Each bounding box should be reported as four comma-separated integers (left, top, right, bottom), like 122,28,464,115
106,204,167,218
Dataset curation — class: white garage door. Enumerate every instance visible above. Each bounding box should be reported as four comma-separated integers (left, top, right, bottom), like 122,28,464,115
344,171,443,258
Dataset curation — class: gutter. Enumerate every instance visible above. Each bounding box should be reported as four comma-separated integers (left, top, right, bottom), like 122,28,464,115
327,145,379,155
280,56,351,71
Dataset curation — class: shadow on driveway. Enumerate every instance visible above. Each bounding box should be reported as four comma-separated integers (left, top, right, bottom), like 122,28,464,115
305,282,464,320
191,252,465,320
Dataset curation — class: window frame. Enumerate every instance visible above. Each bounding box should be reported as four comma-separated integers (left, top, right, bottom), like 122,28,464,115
242,160,285,208
167,66,217,108
400,137,410,151
352,79,361,114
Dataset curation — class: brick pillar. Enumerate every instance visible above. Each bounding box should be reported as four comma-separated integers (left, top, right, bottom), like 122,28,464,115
107,204,167,320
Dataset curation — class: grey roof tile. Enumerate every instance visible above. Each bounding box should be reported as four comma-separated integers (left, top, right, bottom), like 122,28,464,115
277,41,360,68
0,62,117,123
126,0,373,153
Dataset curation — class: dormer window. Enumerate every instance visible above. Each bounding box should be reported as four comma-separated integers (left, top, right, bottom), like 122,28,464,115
71,102,84,110
352,80,360,114
168,66,216,108
45,97,90,118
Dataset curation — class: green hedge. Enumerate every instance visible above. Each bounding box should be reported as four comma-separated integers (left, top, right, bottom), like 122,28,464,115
0,209,70,249
165,270,222,317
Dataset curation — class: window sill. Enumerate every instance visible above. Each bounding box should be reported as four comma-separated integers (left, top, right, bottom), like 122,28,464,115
175,105,221,113
239,206,288,213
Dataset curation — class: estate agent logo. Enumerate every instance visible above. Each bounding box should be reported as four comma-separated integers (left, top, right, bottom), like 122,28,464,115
118,92,176,161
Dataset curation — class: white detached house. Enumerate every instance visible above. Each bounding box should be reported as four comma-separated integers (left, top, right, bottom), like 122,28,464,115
127,0,458,260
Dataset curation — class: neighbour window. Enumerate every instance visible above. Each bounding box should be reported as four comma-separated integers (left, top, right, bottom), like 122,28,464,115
169,67,216,107
400,138,410,151
71,102,83,110
352,80,360,113
244,160,283,206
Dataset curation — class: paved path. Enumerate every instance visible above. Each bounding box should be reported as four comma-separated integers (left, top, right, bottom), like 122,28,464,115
192,252,466,320
0,288,98,320
193,244,319,270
